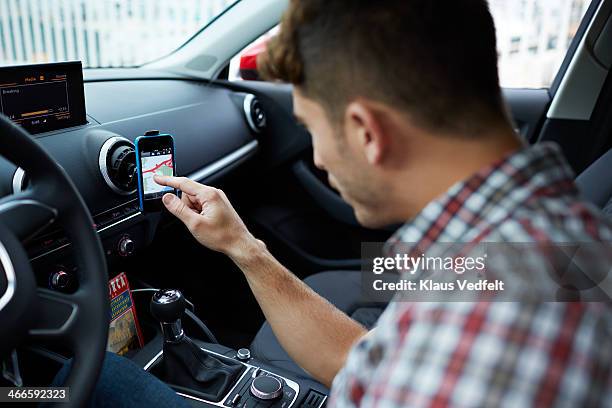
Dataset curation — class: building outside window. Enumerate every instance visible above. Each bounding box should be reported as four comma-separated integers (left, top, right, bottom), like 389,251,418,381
0,0,594,89
0,0,235,68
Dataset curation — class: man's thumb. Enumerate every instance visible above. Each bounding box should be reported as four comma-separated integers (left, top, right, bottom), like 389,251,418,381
162,194,195,225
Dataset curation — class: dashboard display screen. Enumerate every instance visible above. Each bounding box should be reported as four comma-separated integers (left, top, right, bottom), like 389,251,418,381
0,62,86,134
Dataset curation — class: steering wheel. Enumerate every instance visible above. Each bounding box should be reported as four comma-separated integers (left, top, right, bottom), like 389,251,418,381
0,115,108,407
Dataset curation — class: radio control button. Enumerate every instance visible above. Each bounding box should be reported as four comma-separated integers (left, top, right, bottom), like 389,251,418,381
118,236,135,256
49,269,74,292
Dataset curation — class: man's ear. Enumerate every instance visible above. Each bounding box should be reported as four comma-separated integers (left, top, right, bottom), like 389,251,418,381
344,101,388,165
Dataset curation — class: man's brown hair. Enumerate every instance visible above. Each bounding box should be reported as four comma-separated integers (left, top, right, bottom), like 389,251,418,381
259,0,510,135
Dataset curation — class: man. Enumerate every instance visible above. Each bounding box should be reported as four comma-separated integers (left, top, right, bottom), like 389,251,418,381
150,0,612,406
66,0,611,406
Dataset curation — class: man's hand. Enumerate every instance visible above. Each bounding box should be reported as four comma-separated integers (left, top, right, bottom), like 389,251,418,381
154,175,366,387
154,175,256,258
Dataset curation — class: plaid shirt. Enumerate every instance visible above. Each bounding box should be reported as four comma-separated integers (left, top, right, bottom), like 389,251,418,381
328,142,612,407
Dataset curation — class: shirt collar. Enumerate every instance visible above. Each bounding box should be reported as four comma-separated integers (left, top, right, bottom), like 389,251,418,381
384,142,577,255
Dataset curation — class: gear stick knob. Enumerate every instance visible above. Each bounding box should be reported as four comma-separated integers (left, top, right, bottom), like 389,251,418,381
151,289,186,342
149,289,246,402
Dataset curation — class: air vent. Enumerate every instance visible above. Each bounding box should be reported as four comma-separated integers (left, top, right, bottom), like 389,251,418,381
99,137,137,195
243,94,266,133
300,390,326,408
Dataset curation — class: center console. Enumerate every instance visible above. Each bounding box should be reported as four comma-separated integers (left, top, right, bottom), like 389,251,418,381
139,289,328,408
147,344,305,408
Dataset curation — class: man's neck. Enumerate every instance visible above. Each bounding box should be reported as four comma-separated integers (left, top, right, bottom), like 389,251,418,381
393,128,523,221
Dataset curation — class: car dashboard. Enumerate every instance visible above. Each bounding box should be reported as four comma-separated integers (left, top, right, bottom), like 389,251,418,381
0,65,267,289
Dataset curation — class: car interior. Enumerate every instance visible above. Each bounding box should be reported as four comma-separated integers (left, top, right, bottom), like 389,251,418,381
0,0,611,407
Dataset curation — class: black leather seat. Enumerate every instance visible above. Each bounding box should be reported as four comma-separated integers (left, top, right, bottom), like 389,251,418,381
250,147,612,379
575,148,612,217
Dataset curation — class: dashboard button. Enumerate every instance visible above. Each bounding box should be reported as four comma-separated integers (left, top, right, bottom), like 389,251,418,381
49,269,74,292
118,236,135,256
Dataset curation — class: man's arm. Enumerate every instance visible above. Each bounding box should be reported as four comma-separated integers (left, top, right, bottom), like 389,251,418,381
154,175,367,387
230,238,366,387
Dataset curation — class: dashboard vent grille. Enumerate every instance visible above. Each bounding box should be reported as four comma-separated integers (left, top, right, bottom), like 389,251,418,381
99,137,137,195
243,94,266,133
300,390,326,408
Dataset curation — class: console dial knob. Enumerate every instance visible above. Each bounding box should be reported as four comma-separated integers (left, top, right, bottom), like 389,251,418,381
50,270,71,291
118,236,135,256
236,348,251,361
250,375,283,400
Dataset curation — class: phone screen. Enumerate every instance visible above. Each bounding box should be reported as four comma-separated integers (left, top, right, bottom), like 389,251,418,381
136,135,176,211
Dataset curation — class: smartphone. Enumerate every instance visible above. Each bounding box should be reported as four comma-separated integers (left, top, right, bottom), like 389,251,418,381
135,132,177,212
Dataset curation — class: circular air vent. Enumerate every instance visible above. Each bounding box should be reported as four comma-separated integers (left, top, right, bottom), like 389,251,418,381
243,94,266,133
99,137,137,195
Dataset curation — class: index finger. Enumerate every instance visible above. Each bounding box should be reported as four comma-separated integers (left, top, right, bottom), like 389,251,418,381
154,175,201,195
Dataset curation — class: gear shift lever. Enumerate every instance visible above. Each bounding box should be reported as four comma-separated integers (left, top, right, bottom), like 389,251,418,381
149,289,246,402
150,289,186,342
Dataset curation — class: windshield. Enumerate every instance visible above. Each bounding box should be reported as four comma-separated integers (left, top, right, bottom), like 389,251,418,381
0,0,237,68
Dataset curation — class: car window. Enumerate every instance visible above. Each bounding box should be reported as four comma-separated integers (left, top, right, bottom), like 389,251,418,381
0,0,238,68
231,1,593,89
490,0,592,88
